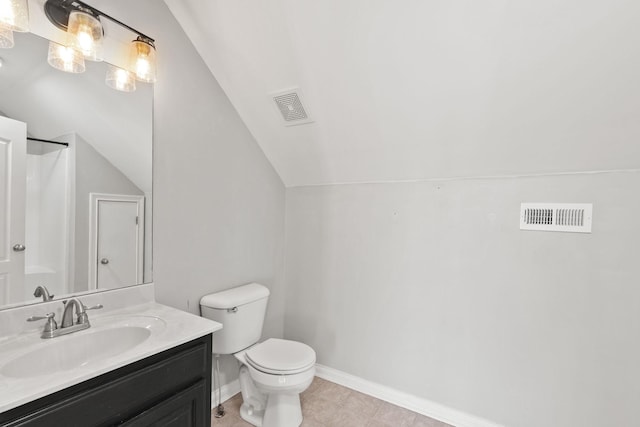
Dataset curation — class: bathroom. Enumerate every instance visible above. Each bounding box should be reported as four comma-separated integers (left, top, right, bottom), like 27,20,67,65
0,0,638,426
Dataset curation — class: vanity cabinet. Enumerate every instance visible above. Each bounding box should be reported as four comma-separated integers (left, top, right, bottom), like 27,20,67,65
0,335,212,427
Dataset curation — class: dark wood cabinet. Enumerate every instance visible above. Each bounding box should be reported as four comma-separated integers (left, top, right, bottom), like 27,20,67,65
1,334,212,427
122,380,207,427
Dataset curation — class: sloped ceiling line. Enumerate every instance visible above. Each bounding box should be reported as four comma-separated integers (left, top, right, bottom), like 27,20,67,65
166,0,640,187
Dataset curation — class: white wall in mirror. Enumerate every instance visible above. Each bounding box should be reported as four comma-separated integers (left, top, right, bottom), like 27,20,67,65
0,28,153,310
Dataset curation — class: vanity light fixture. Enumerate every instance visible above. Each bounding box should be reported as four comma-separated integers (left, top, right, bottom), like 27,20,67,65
0,0,29,32
0,24,14,48
43,0,157,88
47,40,85,73
105,64,136,92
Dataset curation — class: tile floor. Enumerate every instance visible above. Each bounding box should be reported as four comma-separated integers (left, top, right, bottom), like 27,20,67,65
211,376,452,427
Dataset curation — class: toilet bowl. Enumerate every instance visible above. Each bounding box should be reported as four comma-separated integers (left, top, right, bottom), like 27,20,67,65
200,283,316,427
235,338,315,427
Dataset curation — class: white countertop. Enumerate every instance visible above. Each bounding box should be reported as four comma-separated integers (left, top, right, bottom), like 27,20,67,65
0,301,222,414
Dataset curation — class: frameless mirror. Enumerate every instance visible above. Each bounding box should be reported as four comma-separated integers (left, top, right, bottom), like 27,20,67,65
0,31,152,310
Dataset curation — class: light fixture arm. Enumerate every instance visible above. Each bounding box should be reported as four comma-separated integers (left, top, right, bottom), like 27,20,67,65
44,0,155,44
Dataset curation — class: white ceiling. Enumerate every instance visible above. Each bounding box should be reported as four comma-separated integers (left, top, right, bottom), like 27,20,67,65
166,0,640,187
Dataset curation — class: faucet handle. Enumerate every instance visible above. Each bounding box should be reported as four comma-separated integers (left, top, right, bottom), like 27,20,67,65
27,312,55,322
26,312,58,333
75,303,103,325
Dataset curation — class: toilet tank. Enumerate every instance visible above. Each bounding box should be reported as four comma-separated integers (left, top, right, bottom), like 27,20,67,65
200,283,270,355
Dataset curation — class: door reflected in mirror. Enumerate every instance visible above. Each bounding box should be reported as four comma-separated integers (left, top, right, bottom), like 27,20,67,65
0,31,152,309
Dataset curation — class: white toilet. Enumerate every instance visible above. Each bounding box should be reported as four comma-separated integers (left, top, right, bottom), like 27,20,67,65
200,283,316,427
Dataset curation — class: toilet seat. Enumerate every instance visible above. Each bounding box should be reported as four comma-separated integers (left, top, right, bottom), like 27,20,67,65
245,338,316,375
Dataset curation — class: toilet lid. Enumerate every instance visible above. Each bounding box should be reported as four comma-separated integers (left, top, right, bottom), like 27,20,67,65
245,338,316,374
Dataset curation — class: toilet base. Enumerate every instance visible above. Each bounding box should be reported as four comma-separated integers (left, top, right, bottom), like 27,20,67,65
238,363,305,427
262,393,303,427
239,402,264,427
239,393,302,427
238,364,266,426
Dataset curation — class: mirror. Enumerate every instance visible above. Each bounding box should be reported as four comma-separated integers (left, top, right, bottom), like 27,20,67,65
0,31,152,309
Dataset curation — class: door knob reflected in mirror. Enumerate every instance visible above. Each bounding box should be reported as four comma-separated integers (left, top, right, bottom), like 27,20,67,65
12,244,26,252
100,258,109,265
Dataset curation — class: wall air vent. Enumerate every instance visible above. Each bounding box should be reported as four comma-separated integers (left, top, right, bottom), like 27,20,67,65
270,88,313,126
520,203,593,233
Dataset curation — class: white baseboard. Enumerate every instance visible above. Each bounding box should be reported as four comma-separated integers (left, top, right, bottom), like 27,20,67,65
211,379,241,409
315,364,504,427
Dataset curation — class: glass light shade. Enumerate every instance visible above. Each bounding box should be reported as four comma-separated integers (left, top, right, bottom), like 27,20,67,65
0,0,28,32
105,65,136,92
129,39,156,83
67,10,103,61
0,24,13,48
47,41,85,73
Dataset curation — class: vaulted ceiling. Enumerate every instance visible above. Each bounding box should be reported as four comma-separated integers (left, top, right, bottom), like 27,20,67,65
166,0,640,187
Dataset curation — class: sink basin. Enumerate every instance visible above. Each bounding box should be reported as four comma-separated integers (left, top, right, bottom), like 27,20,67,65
1,316,165,378
0,302,220,416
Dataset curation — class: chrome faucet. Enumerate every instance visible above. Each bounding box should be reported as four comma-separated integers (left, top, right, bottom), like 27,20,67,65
33,285,54,302
61,298,84,328
61,298,103,328
27,298,103,339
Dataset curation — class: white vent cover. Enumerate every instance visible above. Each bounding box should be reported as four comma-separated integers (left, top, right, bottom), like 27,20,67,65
270,89,313,126
520,203,593,233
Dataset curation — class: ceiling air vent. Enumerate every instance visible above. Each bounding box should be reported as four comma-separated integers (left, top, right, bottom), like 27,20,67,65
520,203,593,233
270,89,313,126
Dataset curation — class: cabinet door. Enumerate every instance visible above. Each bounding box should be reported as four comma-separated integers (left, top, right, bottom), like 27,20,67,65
0,116,26,305
122,380,207,427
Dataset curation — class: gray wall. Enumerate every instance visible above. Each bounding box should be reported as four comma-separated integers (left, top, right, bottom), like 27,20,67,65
111,1,286,384
284,171,640,427
108,3,639,426
74,134,144,292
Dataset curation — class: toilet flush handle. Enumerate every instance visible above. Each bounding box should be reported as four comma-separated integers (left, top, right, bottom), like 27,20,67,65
227,307,238,313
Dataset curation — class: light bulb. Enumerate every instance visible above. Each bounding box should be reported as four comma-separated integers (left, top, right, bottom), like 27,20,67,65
76,30,93,53
136,57,150,77
0,0,28,32
47,41,85,73
106,65,136,92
